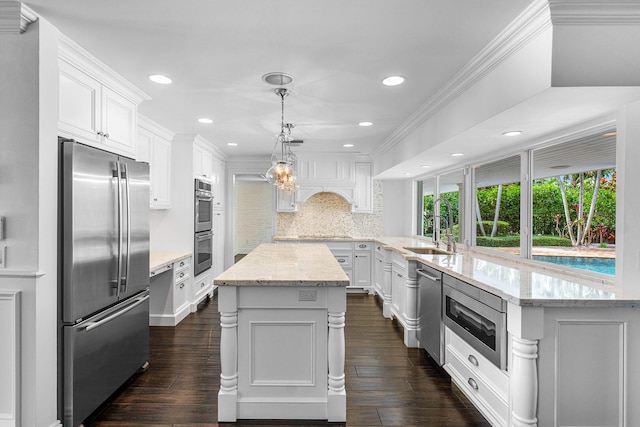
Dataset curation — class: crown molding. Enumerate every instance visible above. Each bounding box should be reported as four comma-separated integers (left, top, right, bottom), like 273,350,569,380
549,0,640,25
372,0,552,159
138,114,176,141
58,33,151,104
0,1,38,33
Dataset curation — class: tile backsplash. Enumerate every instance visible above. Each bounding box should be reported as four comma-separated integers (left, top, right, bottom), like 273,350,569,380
276,181,383,238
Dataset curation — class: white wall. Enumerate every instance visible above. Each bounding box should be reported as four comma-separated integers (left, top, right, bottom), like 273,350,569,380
382,180,414,236
0,13,61,427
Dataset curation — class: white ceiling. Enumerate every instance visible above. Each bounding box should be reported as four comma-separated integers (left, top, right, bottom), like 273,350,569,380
25,0,640,179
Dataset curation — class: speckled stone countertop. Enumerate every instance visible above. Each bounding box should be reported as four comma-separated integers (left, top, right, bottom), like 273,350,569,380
150,252,191,274
214,243,349,287
273,235,640,307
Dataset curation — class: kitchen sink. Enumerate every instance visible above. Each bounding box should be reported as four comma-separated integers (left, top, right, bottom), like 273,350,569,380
403,246,451,255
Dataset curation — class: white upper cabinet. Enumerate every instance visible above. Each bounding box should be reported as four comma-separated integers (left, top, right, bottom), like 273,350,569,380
211,157,226,208
353,162,373,213
193,139,226,207
193,144,214,179
137,115,174,210
58,35,150,158
298,155,355,186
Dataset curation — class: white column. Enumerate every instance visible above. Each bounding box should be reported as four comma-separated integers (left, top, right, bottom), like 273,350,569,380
327,288,346,422
382,257,393,318
507,303,544,427
511,336,539,427
404,272,419,347
218,287,238,422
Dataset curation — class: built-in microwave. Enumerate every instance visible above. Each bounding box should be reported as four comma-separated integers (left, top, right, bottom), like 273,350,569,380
195,178,213,233
442,274,507,369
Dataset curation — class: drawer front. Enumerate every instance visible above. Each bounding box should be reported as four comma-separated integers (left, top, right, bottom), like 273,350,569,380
174,267,190,282
326,241,353,251
150,263,172,277
332,251,352,268
391,251,407,270
174,279,189,311
446,346,509,427
446,327,509,396
174,257,190,271
354,241,372,251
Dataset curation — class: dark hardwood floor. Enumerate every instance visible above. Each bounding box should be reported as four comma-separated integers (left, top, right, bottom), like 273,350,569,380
86,293,490,427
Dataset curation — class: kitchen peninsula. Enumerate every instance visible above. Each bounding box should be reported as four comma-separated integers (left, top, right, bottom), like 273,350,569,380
213,243,349,422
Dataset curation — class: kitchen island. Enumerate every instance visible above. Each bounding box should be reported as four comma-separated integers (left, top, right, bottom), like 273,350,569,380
213,243,349,422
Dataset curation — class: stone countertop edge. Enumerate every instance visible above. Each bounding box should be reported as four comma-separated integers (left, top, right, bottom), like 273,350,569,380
150,251,192,273
271,235,640,306
215,243,349,287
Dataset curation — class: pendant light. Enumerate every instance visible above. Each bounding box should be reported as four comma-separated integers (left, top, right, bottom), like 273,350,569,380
265,88,298,192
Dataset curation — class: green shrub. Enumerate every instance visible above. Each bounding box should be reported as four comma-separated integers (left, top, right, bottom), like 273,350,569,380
453,221,511,237
476,235,573,248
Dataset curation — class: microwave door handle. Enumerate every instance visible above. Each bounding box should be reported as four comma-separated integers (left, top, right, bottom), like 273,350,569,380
123,162,131,295
114,161,123,298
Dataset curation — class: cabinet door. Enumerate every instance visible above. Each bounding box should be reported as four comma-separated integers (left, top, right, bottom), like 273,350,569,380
213,210,225,276
150,136,172,209
391,267,405,316
101,86,137,157
354,162,372,213
59,61,102,144
353,251,371,287
136,128,152,163
276,187,297,212
212,158,225,208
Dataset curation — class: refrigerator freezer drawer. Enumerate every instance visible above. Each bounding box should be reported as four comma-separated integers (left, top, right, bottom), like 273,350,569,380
62,292,149,427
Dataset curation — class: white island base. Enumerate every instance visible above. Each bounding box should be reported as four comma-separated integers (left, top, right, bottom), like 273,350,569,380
215,244,349,422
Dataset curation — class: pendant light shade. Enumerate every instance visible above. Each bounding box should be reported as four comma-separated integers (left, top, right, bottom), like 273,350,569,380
265,88,298,192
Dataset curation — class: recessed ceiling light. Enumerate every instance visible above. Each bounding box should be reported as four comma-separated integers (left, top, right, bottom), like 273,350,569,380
148,74,172,84
197,118,213,124
502,130,523,137
382,75,405,86
358,121,373,127
402,173,411,176
227,142,238,147
343,144,354,148
451,152,464,157
420,164,431,168
262,72,294,86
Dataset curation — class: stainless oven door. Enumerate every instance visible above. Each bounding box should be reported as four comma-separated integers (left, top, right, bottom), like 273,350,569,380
195,194,213,232
443,284,506,369
194,230,213,275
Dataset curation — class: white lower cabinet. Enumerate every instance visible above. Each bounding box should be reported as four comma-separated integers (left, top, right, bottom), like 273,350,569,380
444,326,509,427
149,256,192,326
192,272,213,312
353,241,372,290
389,252,418,347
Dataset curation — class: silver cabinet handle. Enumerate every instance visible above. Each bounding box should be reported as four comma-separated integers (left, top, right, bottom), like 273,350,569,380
201,282,205,288
179,261,185,267
359,244,367,248
468,377,478,391
179,272,185,278
468,354,479,366
397,273,402,277
179,283,185,289
337,258,346,263
104,133,110,139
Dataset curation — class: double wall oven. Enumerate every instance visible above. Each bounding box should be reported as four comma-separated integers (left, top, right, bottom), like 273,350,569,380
194,178,213,276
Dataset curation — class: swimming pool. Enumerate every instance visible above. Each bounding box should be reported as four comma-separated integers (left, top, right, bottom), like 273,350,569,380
533,255,615,275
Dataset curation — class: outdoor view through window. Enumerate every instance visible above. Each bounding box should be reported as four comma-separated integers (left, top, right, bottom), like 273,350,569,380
418,130,616,276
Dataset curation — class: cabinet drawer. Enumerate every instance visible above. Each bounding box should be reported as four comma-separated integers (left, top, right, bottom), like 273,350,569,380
174,268,189,282
326,241,353,251
332,252,352,268
446,327,509,397
446,345,509,427
150,263,172,277
174,278,189,311
174,257,190,271
354,241,372,251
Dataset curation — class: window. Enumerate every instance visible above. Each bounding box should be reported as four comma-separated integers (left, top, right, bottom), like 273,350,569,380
531,132,616,275
474,155,521,255
418,170,465,245
418,178,436,237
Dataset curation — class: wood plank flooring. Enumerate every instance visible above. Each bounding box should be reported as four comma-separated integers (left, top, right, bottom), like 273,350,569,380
86,293,490,427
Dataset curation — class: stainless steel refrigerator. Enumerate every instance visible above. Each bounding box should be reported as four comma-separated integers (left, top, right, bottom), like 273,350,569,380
58,139,150,427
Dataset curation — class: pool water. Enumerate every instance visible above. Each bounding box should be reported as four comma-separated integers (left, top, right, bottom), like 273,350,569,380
533,255,615,275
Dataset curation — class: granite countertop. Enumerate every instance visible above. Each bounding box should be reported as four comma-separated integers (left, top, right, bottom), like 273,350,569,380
272,235,640,307
150,251,192,274
214,243,349,287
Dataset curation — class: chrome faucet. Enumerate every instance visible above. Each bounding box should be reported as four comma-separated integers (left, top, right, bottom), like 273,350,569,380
432,197,456,253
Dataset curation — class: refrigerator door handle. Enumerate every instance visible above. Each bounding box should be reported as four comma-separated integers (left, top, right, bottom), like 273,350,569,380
123,162,131,294
83,294,149,332
114,161,123,298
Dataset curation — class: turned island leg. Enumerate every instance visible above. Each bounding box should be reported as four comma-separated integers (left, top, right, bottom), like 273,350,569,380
327,287,346,422
218,287,238,422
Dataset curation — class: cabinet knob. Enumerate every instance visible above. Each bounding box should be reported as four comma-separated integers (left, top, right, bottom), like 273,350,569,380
468,354,479,366
467,377,479,391
179,283,185,289
179,261,185,267
337,258,346,263
104,133,110,139
359,244,367,248
179,272,185,278
201,282,205,288
97,131,103,136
